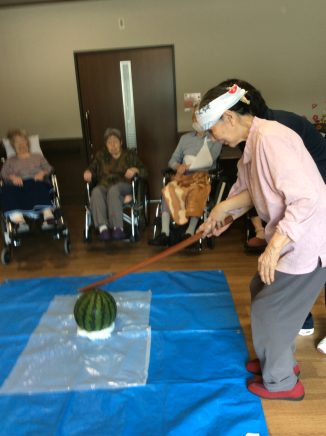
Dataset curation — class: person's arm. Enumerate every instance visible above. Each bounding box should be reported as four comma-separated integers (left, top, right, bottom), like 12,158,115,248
0,159,23,185
168,136,185,170
84,151,101,182
258,231,292,285
34,155,53,180
83,169,92,182
199,189,253,237
219,156,252,220
39,155,53,174
261,133,320,242
125,166,139,179
126,150,148,179
1,159,13,180
255,129,320,284
8,174,23,186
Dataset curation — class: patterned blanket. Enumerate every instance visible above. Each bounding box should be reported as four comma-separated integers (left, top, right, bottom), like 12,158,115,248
162,172,211,224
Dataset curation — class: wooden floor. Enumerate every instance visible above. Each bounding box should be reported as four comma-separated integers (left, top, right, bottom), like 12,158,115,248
1,204,326,436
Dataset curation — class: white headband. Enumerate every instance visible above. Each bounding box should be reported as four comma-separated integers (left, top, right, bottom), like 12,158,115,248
196,84,249,130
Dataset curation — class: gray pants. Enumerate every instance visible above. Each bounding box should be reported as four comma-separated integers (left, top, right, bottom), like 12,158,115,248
90,182,132,229
250,260,326,391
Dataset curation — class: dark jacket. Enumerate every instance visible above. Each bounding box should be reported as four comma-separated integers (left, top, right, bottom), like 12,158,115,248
88,148,148,188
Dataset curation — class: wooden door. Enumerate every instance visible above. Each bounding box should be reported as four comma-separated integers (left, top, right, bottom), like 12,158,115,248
74,45,178,200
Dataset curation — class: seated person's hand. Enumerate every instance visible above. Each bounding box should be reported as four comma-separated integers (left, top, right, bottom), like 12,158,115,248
9,175,23,186
83,170,92,182
175,163,190,176
34,171,46,181
124,167,139,179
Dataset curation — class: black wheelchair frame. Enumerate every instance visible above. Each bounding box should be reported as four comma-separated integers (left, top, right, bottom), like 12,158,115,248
84,175,149,244
151,162,230,252
0,173,71,264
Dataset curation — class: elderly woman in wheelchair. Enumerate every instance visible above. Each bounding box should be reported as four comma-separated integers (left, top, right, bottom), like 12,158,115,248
0,128,55,230
149,107,223,248
83,127,148,241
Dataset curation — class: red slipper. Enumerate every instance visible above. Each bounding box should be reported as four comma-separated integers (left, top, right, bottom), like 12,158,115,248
246,236,267,248
246,358,300,376
247,380,305,401
247,375,263,385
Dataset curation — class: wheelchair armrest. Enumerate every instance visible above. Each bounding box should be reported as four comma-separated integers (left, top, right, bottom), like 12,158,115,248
130,173,147,200
160,168,175,187
84,178,98,205
161,168,176,177
85,175,97,190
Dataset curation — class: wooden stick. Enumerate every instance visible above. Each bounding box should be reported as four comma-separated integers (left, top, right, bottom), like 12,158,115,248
79,231,203,292
78,216,233,292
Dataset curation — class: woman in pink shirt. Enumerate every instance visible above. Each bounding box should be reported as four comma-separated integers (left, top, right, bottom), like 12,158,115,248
197,84,326,401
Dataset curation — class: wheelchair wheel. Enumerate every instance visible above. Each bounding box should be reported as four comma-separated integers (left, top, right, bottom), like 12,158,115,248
152,203,162,238
1,247,11,265
206,236,216,250
83,228,92,243
143,191,150,225
64,238,71,255
129,226,140,243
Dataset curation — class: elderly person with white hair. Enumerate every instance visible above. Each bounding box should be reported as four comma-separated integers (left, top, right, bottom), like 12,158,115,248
0,128,54,228
196,84,326,401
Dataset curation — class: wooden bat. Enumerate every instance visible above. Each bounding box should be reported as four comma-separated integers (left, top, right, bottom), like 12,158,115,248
79,216,233,292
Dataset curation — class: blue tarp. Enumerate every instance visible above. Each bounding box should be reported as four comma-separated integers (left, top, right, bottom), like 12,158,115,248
0,270,268,436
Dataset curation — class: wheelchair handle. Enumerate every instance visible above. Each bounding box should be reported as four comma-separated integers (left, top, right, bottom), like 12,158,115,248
79,216,233,292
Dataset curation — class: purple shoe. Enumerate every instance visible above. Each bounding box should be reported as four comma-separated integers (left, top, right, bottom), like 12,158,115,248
111,227,126,240
99,228,111,241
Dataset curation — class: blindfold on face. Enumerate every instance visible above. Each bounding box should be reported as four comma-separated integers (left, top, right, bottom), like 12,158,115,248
196,84,249,131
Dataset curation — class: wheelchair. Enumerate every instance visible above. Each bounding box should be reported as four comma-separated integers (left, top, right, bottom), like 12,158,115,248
0,136,71,265
84,175,149,244
151,161,230,252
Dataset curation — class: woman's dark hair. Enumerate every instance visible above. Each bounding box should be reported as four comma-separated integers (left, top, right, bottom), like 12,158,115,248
200,79,268,117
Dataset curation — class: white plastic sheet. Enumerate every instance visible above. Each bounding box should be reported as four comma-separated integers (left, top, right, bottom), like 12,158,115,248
0,291,151,394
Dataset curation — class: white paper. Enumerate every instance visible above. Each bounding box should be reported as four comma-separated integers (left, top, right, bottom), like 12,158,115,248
188,138,213,170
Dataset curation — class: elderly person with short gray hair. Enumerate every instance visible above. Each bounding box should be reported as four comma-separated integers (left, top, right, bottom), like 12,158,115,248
83,128,147,241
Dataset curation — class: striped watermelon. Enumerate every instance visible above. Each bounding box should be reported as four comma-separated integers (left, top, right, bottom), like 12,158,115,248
74,288,117,332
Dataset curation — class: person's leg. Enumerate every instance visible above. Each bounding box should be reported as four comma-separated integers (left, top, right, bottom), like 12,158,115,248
250,216,265,240
90,185,109,234
317,285,326,353
149,198,171,246
250,263,326,393
185,217,199,236
8,211,25,224
298,312,314,336
317,336,326,354
42,208,54,220
107,182,132,239
246,207,267,251
246,216,267,250
161,214,171,236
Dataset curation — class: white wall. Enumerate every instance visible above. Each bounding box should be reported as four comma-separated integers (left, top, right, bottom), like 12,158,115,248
0,0,325,138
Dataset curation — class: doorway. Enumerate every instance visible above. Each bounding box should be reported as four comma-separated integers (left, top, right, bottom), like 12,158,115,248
74,45,178,200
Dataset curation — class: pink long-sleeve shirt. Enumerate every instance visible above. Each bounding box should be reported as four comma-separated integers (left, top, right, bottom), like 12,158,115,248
230,117,326,274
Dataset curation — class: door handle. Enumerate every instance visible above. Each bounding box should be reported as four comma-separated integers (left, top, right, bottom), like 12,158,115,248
85,110,94,160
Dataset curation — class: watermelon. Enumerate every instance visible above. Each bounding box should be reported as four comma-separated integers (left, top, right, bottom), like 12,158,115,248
74,288,117,332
